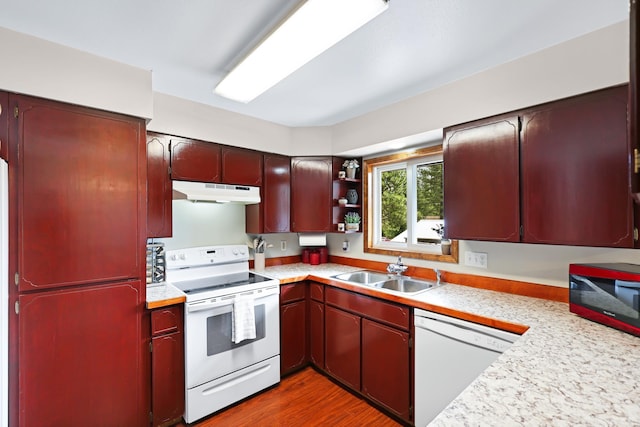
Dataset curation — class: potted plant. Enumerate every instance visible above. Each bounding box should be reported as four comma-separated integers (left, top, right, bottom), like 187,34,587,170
432,223,451,255
344,212,361,231
342,159,359,179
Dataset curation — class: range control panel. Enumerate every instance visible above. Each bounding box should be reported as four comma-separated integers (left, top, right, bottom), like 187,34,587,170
165,244,249,269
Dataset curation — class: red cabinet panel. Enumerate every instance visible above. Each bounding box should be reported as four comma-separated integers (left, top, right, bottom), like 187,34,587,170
280,299,308,375
14,96,144,291
221,146,263,186
309,299,325,369
147,132,172,238
18,281,145,427
309,282,324,302
324,305,361,390
521,86,632,247
246,153,291,234
325,287,410,331
362,319,411,421
280,282,307,304
151,305,184,427
444,115,521,242
170,137,221,182
291,157,333,232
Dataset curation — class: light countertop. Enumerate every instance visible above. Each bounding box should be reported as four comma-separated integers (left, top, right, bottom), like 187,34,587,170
147,262,640,425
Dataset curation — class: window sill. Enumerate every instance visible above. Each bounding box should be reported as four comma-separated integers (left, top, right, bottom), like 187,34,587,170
364,240,459,264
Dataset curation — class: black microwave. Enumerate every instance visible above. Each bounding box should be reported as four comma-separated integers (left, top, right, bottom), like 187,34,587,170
569,263,640,337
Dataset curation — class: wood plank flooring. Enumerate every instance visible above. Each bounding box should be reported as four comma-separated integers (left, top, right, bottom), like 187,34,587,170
177,367,402,426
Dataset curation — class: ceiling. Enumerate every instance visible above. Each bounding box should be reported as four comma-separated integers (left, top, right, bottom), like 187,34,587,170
0,0,629,128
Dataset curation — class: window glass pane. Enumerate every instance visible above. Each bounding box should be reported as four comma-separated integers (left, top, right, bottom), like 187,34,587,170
416,162,444,244
380,168,407,242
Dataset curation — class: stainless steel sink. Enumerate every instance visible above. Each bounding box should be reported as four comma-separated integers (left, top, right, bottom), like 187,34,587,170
374,278,437,293
332,270,392,284
332,270,439,295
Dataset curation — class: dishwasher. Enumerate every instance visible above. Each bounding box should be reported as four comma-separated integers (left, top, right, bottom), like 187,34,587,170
414,308,520,426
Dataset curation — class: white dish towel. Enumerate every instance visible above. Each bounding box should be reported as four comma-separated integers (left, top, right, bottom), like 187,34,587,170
232,294,256,343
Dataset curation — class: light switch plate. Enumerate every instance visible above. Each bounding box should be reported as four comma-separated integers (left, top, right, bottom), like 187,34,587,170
464,251,488,268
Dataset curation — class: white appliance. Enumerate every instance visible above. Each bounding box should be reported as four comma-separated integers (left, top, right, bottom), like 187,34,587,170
0,159,8,427
166,244,280,424
172,181,261,204
414,309,520,426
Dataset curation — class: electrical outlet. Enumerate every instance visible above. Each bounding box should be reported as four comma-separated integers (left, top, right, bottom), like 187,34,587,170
280,240,287,251
464,251,488,268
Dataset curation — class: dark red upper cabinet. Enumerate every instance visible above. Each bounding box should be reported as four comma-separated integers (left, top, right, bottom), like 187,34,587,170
0,91,8,161
170,137,221,182
246,153,290,234
444,115,521,242
147,132,172,238
291,157,333,232
13,95,144,291
521,85,632,247
221,146,263,186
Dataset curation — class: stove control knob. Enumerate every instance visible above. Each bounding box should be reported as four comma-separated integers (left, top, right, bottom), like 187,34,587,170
169,254,178,261
179,253,186,260
232,248,239,255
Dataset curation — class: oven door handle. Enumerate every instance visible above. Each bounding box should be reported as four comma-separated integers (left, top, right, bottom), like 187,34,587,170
186,297,235,313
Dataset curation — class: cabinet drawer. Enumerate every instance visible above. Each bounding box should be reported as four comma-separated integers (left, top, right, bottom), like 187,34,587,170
325,287,409,331
309,282,324,302
151,305,182,336
280,283,307,304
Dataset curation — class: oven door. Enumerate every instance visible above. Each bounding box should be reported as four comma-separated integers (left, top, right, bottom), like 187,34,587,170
184,284,280,389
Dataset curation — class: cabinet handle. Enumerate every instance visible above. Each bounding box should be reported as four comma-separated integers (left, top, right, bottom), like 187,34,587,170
635,148,640,174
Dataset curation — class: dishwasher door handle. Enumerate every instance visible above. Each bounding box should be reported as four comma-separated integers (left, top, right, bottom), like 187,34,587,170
416,318,515,353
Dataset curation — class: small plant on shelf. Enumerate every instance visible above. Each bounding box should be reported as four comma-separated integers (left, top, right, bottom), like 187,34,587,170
342,159,359,179
344,212,361,231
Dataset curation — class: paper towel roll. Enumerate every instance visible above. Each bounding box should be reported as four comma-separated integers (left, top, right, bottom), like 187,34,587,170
298,233,327,246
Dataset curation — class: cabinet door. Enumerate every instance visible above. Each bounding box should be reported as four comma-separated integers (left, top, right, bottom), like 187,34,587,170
291,157,333,232
521,86,632,247
444,115,521,242
147,133,172,238
309,299,325,369
362,319,411,422
18,281,145,427
13,95,144,291
280,299,308,375
222,146,263,186
152,333,185,427
324,305,361,390
247,153,291,234
170,137,221,182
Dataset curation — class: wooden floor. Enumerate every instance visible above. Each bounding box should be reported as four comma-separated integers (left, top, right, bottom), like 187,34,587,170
178,367,402,426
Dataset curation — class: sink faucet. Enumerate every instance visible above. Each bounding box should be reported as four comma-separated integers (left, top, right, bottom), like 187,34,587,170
435,268,442,285
387,256,408,276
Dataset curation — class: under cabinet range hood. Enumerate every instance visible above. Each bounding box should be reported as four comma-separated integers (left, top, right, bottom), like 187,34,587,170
172,181,261,204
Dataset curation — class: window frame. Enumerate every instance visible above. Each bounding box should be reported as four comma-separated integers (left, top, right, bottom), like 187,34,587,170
363,145,459,263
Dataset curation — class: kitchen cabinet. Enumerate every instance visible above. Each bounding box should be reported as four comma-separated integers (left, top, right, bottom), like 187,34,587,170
308,282,325,368
291,156,333,232
444,115,520,242
0,90,7,161
332,157,362,233
444,85,632,248
150,305,185,427
18,280,145,427
221,145,263,186
520,86,631,246
280,282,308,375
10,94,148,427
324,287,412,423
170,137,221,183
246,153,291,234
361,318,411,421
324,304,361,390
13,95,144,291
147,132,172,238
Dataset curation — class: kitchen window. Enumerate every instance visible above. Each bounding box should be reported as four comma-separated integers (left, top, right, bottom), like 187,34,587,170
363,145,458,263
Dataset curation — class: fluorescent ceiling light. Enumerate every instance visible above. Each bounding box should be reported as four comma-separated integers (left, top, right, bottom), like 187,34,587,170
214,0,389,103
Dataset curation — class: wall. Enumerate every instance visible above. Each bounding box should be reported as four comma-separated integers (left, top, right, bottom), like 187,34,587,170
332,21,629,153
0,27,153,119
